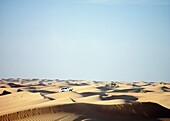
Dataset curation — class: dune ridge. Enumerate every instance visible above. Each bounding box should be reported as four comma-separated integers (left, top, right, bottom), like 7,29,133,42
1,102,170,121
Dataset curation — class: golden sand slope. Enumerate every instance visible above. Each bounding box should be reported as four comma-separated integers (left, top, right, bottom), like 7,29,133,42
0,91,50,116
0,102,170,121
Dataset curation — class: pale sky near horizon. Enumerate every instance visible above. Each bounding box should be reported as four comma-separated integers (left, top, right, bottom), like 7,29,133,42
0,0,170,81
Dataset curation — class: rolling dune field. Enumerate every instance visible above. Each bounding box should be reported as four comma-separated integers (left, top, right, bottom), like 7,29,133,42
0,78,170,121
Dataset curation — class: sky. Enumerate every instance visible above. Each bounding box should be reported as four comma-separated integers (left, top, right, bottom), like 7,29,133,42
0,0,170,81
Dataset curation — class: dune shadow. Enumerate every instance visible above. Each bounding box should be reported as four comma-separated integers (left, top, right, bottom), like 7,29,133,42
26,83,46,87
69,102,170,121
0,86,7,88
40,93,55,100
1,102,170,121
28,90,57,94
0,90,11,96
25,86,37,89
17,89,23,92
96,86,113,91
132,84,141,87
79,92,107,97
33,83,46,86
161,86,170,92
67,82,89,86
78,92,140,102
112,88,153,93
99,95,138,103
132,83,153,87
8,83,25,88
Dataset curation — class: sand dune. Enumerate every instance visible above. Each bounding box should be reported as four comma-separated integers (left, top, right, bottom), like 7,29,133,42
0,79,170,121
0,91,50,116
1,102,170,121
0,83,11,88
161,86,170,92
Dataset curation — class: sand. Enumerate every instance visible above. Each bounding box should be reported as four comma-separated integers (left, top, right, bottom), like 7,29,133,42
0,79,170,121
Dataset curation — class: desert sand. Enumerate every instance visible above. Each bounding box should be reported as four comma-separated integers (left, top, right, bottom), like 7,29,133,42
0,78,170,121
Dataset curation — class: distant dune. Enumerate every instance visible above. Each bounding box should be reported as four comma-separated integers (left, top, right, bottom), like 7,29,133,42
0,78,170,121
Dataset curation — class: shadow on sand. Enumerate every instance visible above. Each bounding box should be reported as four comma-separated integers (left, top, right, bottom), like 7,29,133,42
8,83,25,88
79,92,108,97
78,92,138,103
112,88,153,93
0,90,11,96
161,86,170,92
28,90,57,94
96,86,113,91
1,102,170,121
67,83,89,86
99,95,138,103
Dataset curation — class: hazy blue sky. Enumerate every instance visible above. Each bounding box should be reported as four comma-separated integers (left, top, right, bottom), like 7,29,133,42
0,0,170,81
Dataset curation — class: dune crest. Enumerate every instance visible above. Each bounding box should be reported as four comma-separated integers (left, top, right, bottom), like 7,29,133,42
0,102,170,121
